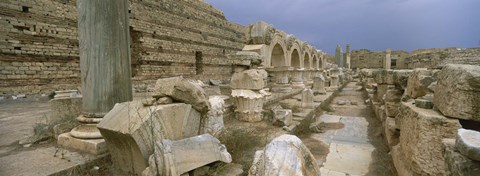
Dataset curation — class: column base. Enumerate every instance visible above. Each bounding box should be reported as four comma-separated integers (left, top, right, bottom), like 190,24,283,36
271,84,292,93
58,133,107,155
291,82,305,89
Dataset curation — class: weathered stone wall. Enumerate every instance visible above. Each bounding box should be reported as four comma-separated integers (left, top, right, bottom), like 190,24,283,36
350,49,409,69
0,0,246,96
351,47,480,70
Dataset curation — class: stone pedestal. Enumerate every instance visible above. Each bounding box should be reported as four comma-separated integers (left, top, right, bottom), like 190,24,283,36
268,66,292,93
312,75,327,95
231,90,264,122
301,88,314,109
290,68,305,89
330,75,339,88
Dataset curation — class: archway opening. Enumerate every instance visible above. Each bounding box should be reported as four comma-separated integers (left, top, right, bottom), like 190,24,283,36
304,53,311,69
291,49,301,68
271,44,285,67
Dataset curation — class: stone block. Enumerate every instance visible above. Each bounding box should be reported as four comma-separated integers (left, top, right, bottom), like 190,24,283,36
231,90,264,122
383,86,402,103
434,64,480,121
97,101,201,175
231,69,268,90
415,98,434,109
203,96,225,136
57,133,107,155
385,117,399,147
272,109,293,127
150,134,232,176
153,76,210,113
456,128,480,161
48,97,82,123
442,138,480,176
385,102,400,117
406,68,435,99
395,101,461,175
248,135,320,176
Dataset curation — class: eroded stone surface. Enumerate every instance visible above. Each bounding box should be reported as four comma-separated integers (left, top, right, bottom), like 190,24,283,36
394,101,461,175
98,101,201,175
153,76,210,113
231,69,268,90
152,134,232,176
434,64,480,121
456,129,480,161
203,96,226,136
442,138,480,176
406,69,436,99
248,134,320,176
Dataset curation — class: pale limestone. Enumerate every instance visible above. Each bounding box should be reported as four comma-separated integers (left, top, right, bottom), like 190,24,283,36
97,101,201,175
231,69,268,90
153,134,232,175
153,76,210,113
434,64,480,121
248,135,320,176
231,90,264,122
456,129,480,161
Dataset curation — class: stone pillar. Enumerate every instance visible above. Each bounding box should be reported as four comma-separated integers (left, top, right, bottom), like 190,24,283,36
291,68,305,89
335,45,344,68
58,0,132,155
269,66,293,93
330,75,339,88
384,48,392,70
312,74,326,95
301,88,314,109
346,44,351,69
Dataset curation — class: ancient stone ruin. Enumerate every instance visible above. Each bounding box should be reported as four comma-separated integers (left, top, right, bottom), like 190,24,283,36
0,0,479,176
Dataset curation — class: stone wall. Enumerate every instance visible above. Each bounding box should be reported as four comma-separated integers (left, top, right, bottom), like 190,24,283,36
0,0,246,96
351,48,480,70
350,49,409,69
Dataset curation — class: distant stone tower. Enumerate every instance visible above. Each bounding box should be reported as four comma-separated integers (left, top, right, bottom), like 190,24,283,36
346,44,351,69
335,45,344,67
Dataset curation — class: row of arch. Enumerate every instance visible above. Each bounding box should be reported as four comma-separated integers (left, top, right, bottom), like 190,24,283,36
269,35,325,70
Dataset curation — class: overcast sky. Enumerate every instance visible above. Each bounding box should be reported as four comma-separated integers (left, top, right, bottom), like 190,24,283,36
205,0,480,54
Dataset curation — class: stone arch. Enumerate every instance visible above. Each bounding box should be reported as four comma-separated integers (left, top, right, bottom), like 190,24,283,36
290,49,301,68
302,46,312,69
268,35,287,67
313,55,319,69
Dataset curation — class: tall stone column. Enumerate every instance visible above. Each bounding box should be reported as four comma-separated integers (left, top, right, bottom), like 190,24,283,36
335,45,344,68
346,44,351,69
384,48,392,70
58,0,132,155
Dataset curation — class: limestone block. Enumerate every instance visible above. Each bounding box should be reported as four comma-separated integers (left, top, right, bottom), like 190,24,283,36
153,76,210,113
376,84,388,103
152,134,232,175
272,109,293,127
456,129,480,161
385,102,400,117
373,70,412,89
434,64,480,121
385,117,400,147
406,69,435,99
98,101,201,175
383,86,402,103
301,88,314,109
203,96,225,136
415,98,434,109
442,138,480,176
48,97,82,123
395,101,461,175
246,21,275,45
231,69,268,90
248,135,320,176
231,90,264,122
312,75,326,95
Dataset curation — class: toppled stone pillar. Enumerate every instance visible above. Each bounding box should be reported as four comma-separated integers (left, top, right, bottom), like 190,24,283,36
248,134,320,176
145,134,232,176
301,88,314,109
58,0,132,155
384,48,392,70
290,68,305,89
312,74,327,95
